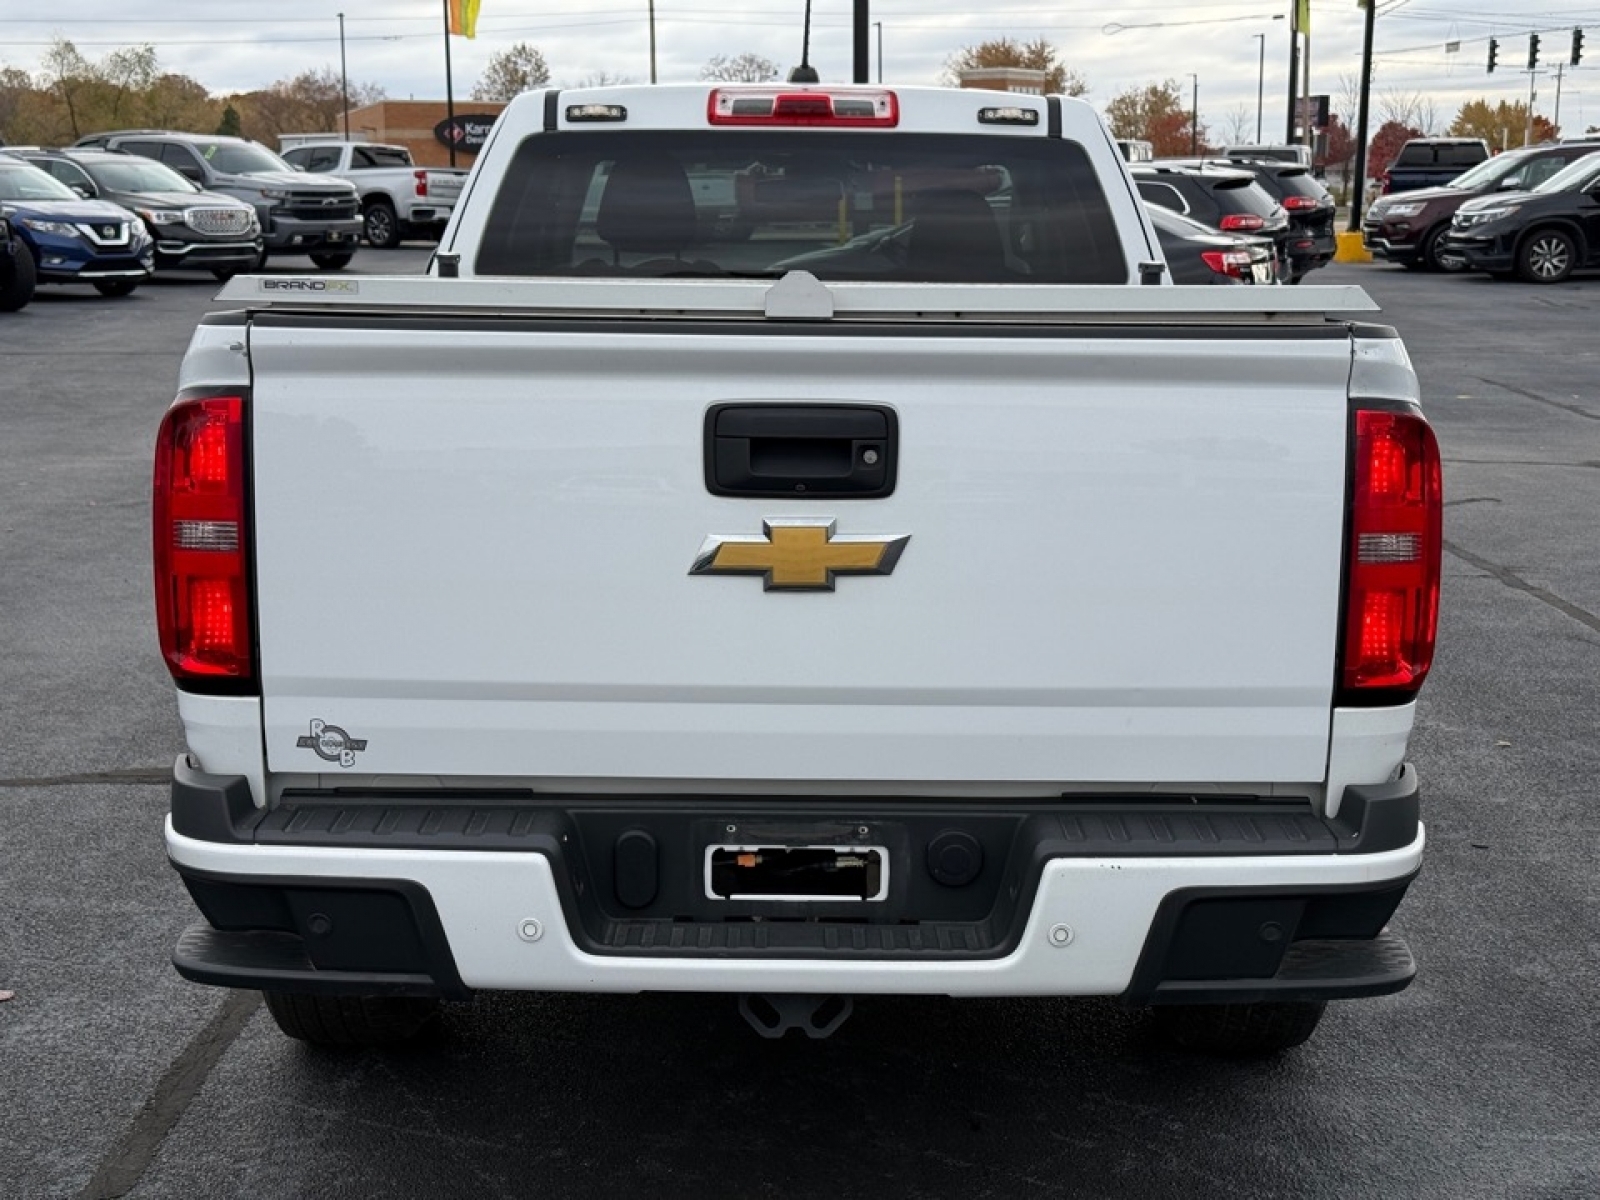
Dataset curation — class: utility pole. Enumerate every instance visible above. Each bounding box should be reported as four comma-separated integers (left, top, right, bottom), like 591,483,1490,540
338,13,350,141
1554,62,1565,134
1285,2,1300,143
853,0,870,84
648,0,657,84
1348,0,1377,231
1189,74,1199,155
1254,34,1266,143
1525,70,1538,145
441,0,456,168
1301,12,1313,148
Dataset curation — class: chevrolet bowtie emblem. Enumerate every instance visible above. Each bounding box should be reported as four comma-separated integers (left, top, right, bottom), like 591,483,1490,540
691,519,910,591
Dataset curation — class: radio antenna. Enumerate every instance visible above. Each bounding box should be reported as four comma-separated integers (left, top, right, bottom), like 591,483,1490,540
789,0,820,83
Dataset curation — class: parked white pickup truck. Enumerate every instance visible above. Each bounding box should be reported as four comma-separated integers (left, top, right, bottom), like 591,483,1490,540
279,140,466,248
158,84,1440,1057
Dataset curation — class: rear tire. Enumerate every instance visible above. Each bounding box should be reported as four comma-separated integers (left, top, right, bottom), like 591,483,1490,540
93,279,139,297
263,991,441,1047
1150,1000,1326,1057
310,252,354,271
0,240,37,311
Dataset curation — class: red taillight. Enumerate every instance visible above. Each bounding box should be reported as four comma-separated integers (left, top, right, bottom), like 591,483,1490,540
1341,409,1442,699
1219,214,1265,232
1283,195,1318,211
1199,248,1254,278
414,168,428,198
153,394,254,685
708,87,899,127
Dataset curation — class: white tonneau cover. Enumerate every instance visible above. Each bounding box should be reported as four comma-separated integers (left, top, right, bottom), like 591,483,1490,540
218,272,1380,322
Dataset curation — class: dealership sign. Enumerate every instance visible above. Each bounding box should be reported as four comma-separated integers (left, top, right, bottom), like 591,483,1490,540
433,113,500,153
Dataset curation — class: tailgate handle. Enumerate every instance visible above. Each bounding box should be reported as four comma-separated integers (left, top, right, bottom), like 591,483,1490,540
705,404,898,499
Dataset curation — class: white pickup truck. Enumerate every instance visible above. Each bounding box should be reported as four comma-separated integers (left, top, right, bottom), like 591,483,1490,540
279,140,467,248
158,84,1439,1056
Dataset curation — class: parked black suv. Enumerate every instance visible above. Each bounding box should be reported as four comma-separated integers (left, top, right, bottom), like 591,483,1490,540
1157,158,1335,282
1364,140,1600,272
1130,164,1290,280
9,148,263,279
1440,149,1600,283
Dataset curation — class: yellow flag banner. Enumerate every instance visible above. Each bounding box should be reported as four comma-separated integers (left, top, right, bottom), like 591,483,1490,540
1295,0,1311,32
448,0,481,39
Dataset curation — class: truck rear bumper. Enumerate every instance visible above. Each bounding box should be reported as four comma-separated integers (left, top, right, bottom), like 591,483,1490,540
165,760,1423,1004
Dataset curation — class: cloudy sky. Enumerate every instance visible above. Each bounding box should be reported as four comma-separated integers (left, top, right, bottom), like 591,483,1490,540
4,2,1597,137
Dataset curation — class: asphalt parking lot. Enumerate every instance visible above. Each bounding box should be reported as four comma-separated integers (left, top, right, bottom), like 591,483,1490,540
2,249,1599,1200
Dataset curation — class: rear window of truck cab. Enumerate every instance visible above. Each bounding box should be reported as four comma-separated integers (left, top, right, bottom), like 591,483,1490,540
475,130,1128,283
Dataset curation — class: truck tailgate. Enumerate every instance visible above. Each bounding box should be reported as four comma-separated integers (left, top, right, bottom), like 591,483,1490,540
248,319,1353,785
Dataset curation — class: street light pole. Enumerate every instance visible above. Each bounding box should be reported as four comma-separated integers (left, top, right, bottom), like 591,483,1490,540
338,13,350,140
874,21,883,83
1253,34,1265,143
1189,73,1199,155
1286,2,1300,143
648,0,657,84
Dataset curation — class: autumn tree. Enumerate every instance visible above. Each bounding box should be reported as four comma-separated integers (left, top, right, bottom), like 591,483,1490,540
40,39,98,139
22,39,219,141
471,43,551,102
1104,80,1208,157
230,68,384,143
1367,119,1423,180
700,52,781,83
943,38,1087,97
144,73,219,132
1450,98,1557,150
1321,113,1356,175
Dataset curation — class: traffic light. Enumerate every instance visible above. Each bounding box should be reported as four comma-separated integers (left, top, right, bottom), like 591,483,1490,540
1529,33,1540,70
1488,38,1498,73
1574,28,1586,67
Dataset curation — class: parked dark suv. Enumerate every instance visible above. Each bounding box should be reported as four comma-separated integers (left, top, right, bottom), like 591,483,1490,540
1158,158,1335,282
1440,149,1600,283
1130,164,1290,281
73,131,361,269
9,148,263,279
1364,140,1600,272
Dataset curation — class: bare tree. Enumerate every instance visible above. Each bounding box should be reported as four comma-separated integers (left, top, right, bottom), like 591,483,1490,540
1335,70,1365,129
1377,88,1429,131
700,53,781,83
1220,104,1254,146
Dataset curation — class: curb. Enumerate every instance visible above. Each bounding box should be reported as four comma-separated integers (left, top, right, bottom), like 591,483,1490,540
1334,231,1372,264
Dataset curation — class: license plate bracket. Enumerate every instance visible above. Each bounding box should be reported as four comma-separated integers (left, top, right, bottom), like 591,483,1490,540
705,844,888,902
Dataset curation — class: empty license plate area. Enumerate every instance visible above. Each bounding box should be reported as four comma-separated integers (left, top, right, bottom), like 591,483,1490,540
705,845,889,902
